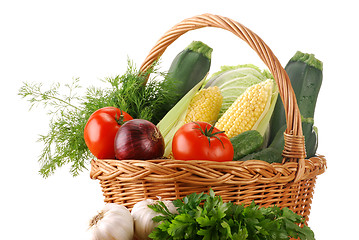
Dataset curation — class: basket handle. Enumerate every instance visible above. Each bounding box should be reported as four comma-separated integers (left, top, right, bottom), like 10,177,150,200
139,13,306,182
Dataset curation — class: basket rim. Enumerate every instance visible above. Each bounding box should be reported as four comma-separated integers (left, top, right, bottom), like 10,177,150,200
90,155,326,185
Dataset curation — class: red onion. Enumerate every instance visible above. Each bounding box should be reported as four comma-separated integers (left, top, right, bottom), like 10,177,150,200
114,119,165,160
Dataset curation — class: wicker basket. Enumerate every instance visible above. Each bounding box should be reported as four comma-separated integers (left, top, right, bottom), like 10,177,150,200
90,13,326,224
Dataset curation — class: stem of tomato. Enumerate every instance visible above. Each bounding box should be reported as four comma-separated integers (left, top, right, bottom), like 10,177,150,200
115,109,125,125
192,122,226,148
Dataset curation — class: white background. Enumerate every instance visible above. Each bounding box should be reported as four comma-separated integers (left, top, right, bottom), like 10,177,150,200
1,0,358,239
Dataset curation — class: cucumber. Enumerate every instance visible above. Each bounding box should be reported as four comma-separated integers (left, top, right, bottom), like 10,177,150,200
240,147,283,163
163,41,212,113
231,130,263,161
237,126,284,163
268,51,323,158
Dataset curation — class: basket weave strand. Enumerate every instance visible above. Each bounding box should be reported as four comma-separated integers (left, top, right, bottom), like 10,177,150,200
91,155,326,222
90,13,327,225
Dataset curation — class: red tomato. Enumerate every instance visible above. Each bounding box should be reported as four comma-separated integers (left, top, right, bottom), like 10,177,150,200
84,107,133,159
172,121,234,162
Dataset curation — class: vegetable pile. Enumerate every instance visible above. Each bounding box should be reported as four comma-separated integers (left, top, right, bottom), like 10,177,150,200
19,26,323,240
88,190,315,240
19,37,323,176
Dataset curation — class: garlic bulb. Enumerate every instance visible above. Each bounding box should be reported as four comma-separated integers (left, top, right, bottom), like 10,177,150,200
131,199,177,240
88,203,134,240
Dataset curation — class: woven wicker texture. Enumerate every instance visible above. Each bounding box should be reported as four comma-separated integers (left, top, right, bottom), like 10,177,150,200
90,13,326,224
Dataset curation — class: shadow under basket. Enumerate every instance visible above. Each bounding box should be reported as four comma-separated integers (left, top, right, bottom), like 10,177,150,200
90,13,327,226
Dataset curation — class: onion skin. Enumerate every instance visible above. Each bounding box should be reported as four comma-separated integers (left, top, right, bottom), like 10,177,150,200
114,119,165,160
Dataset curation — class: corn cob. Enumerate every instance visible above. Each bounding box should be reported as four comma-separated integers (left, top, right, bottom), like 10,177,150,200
215,79,275,138
184,86,223,125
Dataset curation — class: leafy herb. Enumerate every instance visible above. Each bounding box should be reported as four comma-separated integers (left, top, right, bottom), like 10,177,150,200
19,60,176,177
149,189,315,240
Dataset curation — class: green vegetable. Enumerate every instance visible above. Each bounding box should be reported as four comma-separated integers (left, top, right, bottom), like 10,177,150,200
268,51,323,158
267,124,286,151
231,130,263,161
205,64,273,118
149,189,315,240
239,147,283,163
243,112,319,164
239,124,284,163
267,121,319,161
18,61,174,177
162,40,213,114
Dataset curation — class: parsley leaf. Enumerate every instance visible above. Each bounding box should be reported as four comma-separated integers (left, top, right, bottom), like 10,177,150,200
149,189,316,240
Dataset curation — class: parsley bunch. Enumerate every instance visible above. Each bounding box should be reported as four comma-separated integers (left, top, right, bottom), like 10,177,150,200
148,190,315,240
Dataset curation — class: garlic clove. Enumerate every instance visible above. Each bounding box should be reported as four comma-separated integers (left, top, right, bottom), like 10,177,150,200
89,203,134,240
131,199,177,240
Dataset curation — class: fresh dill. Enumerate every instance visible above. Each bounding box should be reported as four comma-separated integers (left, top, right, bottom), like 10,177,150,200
19,60,176,177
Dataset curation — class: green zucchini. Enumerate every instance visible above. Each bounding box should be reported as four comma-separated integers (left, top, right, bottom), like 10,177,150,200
163,41,212,113
231,130,263,161
268,51,323,158
302,121,318,157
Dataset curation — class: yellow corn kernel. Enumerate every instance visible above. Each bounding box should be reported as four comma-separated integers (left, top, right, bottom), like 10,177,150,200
184,86,223,124
215,79,273,138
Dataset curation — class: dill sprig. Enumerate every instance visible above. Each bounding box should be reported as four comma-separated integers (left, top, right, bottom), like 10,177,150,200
19,60,175,177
